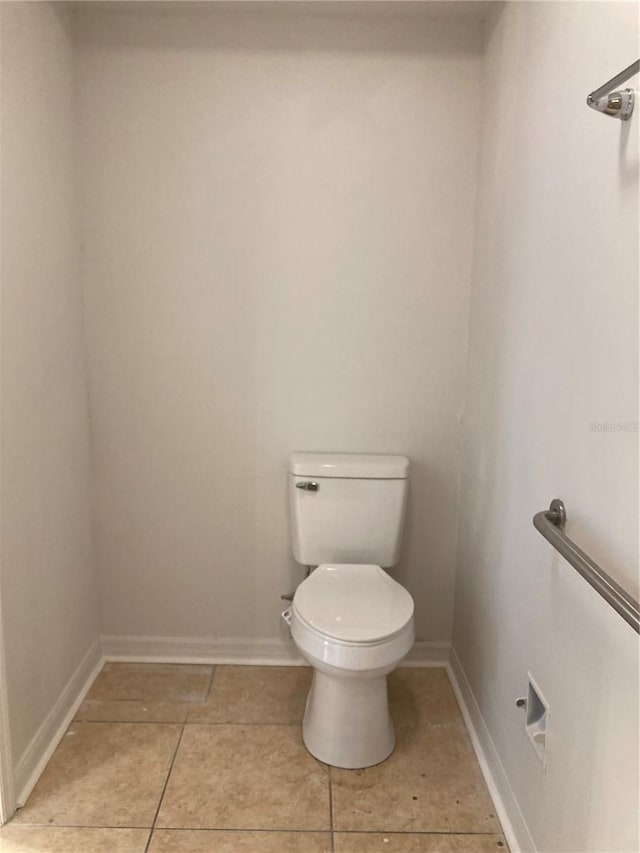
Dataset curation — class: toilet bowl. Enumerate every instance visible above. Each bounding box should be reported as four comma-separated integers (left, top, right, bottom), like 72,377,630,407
284,563,414,768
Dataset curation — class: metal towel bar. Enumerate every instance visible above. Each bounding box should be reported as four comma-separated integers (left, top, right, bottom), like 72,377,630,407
533,499,639,634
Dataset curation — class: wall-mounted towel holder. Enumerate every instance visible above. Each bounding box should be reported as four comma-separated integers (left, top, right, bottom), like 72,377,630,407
586,59,640,120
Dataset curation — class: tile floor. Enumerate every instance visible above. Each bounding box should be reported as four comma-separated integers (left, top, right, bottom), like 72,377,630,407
0,664,509,852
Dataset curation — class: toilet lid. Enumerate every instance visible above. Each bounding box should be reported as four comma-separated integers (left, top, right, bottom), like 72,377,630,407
293,564,414,643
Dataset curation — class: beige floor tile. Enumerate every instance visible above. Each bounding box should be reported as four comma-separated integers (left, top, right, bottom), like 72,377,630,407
334,833,508,852
86,663,212,703
187,666,312,725
75,699,189,723
156,724,329,830
332,725,500,834
0,825,149,852
389,668,462,728
148,829,331,852
14,722,181,827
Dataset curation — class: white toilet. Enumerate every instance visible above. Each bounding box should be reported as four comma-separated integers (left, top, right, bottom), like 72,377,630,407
283,452,415,769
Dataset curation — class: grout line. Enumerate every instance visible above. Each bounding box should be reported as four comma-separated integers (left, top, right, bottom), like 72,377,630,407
73,719,188,726
143,826,333,834
76,721,186,726
7,823,153,830
8,823,505,836
144,722,187,853
75,720,302,726
184,721,303,727
79,698,183,704
317,830,506,837
328,765,335,853
203,666,217,703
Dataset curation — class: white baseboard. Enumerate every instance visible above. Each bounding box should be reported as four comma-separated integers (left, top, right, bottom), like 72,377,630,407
0,615,16,823
100,635,451,668
447,647,535,853
100,634,306,665
401,640,450,667
14,639,103,807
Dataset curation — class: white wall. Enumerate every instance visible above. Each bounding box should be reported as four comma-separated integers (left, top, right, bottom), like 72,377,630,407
453,3,639,851
0,3,99,770
76,5,483,644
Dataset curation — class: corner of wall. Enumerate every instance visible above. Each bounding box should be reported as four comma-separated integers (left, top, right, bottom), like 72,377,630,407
13,640,103,809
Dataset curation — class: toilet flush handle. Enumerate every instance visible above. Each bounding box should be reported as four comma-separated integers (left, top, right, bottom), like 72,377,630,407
295,481,319,491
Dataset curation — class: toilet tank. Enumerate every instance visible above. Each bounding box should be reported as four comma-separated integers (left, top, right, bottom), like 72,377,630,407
288,453,409,568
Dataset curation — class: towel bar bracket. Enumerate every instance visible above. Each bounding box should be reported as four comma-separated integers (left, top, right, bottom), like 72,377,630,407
586,59,639,120
547,498,566,531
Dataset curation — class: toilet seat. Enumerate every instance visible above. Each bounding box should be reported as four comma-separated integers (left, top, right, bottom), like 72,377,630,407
290,564,415,673
293,563,414,643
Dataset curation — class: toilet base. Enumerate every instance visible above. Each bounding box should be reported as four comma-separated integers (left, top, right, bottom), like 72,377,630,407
302,668,395,769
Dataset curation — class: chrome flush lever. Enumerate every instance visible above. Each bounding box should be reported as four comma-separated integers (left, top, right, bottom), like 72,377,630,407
295,481,319,491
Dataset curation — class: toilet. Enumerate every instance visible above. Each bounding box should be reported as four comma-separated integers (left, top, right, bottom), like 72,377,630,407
282,452,415,769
